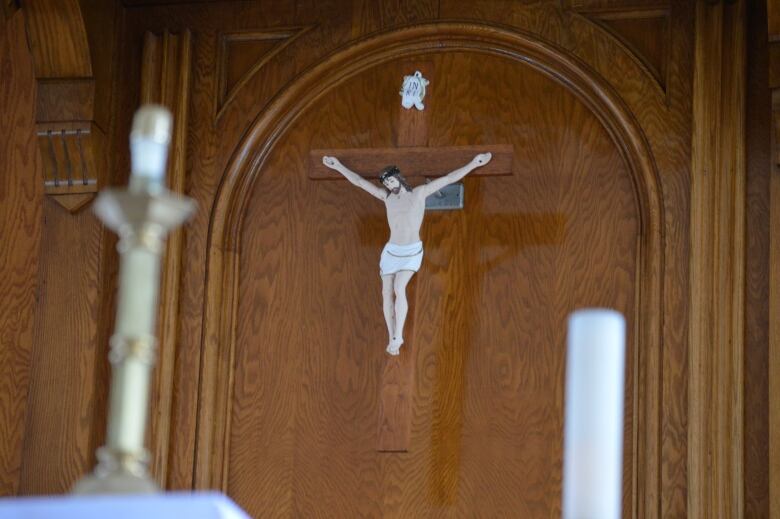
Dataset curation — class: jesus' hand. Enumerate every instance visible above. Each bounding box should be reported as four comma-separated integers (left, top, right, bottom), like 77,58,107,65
471,152,492,167
322,156,342,169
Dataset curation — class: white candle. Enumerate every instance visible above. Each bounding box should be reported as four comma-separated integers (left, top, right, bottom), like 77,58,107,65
563,309,626,519
129,105,172,191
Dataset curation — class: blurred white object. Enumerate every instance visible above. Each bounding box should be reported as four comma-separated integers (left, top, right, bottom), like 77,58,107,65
399,70,429,110
563,309,626,519
130,105,172,191
0,492,250,519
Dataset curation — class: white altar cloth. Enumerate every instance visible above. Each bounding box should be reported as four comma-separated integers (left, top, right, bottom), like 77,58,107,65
0,491,251,519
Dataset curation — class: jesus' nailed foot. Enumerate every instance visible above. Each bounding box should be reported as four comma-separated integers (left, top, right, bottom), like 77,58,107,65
386,337,404,356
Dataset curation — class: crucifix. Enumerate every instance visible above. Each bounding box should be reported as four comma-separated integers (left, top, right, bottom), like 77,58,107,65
308,63,514,451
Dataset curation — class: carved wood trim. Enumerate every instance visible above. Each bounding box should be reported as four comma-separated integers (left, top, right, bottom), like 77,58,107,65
688,1,746,516
195,22,665,517
572,5,671,96
22,0,103,212
139,29,193,489
214,26,314,120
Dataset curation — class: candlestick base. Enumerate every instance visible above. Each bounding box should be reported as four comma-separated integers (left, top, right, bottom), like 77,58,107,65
73,447,159,494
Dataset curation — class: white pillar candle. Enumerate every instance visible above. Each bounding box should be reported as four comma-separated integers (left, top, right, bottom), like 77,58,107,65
563,309,626,519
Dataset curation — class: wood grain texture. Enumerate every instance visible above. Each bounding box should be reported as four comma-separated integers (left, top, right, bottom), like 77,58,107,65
197,23,665,512
395,61,433,147
230,50,639,517
772,88,780,519
22,0,92,78
745,2,770,515
379,0,439,28
18,200,106,494
309,145,514,179
35,78,95,122
215,26,313,120
769,0,780,42
586,11,669,91
0,11,43,497
108,3,694,516
140,28,192,488
12,0,121,496
770,0,780,514
376,279,418,452
688,1,746,517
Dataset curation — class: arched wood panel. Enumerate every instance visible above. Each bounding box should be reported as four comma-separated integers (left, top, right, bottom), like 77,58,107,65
196,23,663,518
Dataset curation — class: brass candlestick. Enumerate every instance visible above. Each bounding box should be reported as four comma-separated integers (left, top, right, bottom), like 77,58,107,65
73,106,195,494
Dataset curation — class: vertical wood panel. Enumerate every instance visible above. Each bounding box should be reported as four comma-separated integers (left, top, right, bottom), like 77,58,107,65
688,1,746,517
768,4,780,519
0,11,43,497
22,0,92,78
745,1,770,515
140,29,193,488
18,202,106,494
13,0,121,495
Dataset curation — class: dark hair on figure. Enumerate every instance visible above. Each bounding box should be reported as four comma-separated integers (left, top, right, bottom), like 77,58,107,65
379,165,412,193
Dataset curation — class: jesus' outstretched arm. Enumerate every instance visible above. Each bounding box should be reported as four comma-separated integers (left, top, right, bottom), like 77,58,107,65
322,156,386,200
414,152,492,198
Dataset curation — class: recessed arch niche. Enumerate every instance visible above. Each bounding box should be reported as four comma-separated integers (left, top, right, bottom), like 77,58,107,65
196,22,663,517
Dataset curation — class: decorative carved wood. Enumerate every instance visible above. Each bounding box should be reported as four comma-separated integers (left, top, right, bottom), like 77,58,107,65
688,1,746,517
215,26,313,120
140,29,193,488
572,3,670,93
22,0,103,213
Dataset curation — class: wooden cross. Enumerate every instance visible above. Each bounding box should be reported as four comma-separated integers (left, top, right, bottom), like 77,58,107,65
307,62,514,452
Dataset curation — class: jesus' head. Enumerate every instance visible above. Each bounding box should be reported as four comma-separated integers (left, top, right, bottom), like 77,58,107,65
379,165,412,194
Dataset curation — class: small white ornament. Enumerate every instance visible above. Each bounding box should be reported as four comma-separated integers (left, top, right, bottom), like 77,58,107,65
399,70,429,111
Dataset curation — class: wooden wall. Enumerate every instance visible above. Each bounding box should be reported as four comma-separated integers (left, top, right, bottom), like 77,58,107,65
0,0,121,495
0,8,42,496
0,0,772,517
745,0,770,516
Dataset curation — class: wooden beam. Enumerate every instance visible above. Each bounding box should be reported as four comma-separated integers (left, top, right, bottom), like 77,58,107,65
309,144,513,179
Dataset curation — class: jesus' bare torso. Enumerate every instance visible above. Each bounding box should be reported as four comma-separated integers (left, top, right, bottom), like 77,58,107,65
322,153,492,355
385,188,425,245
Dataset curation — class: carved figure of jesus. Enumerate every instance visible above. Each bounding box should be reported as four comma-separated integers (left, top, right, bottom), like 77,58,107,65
322,153,492,355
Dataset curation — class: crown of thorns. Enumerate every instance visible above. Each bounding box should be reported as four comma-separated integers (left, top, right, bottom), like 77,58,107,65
379,165,401,183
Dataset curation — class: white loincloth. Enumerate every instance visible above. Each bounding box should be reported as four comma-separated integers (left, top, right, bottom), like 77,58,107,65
379,241,424,276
